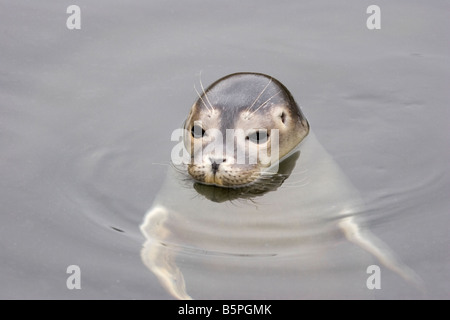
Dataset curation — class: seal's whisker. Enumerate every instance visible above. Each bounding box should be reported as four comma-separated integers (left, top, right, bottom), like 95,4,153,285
194,85,212,113
199,72,215,113
250,175,284,184
280,182,310,188
151,162,171,166
248,90,282,118
284,169,309,176
282,177,310,186
245,78,272,114
170,162,191,178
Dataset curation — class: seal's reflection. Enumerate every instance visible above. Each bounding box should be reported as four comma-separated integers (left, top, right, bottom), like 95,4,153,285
193,152,300,202
141,134,423,300
140,153,300,300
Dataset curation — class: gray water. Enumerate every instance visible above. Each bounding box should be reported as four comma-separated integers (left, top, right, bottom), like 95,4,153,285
1,0,449,299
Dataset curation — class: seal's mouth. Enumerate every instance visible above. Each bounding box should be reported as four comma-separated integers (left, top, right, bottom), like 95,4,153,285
189,151,300,201
186,150,301,190
187,162,262,188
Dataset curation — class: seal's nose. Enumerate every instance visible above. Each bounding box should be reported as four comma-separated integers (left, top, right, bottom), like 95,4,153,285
209,157,226,174
211,161,220,174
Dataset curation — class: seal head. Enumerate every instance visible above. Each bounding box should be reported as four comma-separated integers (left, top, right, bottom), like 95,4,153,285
183,72,309,187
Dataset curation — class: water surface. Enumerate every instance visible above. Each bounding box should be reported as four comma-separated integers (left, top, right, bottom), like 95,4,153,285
0,0,449,299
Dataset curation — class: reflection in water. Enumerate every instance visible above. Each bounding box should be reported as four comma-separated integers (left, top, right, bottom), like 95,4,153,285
139,160,298,299
140,132,423,299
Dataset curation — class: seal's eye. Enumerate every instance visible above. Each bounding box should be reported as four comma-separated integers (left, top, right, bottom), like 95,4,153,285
246,130,269,144
191,125,205,138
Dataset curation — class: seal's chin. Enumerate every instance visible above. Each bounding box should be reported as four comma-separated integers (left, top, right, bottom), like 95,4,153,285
187,163,263,188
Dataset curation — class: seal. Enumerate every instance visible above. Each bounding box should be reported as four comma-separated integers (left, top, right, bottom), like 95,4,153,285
140,73,422,300
183,73,309,187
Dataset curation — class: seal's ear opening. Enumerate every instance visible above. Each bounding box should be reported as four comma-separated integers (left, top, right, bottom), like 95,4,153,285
280,111,286,124
192,151,301,203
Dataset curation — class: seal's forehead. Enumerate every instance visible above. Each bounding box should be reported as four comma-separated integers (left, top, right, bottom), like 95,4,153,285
203,73,290,112
185,102,222,128
188,73,307,131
